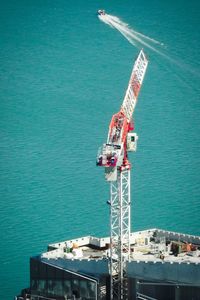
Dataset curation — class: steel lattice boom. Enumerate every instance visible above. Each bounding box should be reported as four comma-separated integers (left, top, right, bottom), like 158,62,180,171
96,49,148,300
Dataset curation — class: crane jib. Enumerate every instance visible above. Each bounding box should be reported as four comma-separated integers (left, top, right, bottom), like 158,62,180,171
121,49,148,121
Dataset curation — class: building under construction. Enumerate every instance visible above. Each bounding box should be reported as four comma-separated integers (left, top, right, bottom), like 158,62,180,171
16,228,200,300
16,50,200,300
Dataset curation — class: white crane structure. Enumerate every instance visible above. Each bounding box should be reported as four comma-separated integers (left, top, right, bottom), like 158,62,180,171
97,50,148,300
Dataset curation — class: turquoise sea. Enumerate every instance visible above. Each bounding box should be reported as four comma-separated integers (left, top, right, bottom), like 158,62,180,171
0,0,199,298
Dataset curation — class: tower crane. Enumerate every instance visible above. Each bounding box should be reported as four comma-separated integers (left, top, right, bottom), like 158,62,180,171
96,49,148,300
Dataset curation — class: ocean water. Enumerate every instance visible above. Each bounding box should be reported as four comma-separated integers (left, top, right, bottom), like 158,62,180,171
0,0,199,298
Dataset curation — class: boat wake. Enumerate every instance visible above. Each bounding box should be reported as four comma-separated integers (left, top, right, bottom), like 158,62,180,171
98,14,164,53
98,14,196,72
98,13,200,87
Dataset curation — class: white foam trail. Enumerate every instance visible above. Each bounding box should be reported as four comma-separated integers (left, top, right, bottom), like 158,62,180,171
99,14,164,55
100,14,163,46
99,14,175,62
98,14,200,81
132,30,164,46
99,15,114,28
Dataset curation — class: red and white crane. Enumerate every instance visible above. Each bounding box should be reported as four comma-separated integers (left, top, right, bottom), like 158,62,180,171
97,49,148,299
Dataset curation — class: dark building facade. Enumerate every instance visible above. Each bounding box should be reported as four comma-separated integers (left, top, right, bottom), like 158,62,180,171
29,257,103,300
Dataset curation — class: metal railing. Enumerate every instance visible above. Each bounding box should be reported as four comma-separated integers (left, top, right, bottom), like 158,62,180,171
16,295,57,300
137,292,158,300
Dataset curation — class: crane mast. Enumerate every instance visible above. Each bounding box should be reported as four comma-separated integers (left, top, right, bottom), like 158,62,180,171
97,50,148,300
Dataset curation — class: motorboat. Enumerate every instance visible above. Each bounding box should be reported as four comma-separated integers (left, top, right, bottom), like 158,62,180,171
98,9,106,16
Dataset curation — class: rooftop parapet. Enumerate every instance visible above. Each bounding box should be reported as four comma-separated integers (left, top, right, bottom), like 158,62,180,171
42,229,200,265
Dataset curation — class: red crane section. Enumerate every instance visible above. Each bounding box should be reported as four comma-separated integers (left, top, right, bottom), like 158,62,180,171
97,50,148,178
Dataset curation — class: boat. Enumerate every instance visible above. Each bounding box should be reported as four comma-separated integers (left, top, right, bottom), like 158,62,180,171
98,9,106,16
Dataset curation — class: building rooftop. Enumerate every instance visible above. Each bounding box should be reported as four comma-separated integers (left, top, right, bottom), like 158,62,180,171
41,228,200,265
